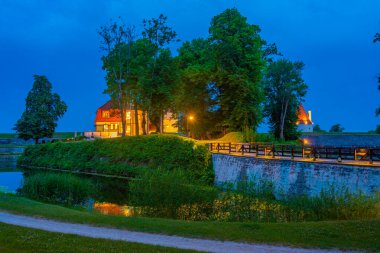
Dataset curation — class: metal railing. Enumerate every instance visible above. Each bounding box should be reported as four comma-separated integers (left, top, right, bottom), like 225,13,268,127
208,142,380,164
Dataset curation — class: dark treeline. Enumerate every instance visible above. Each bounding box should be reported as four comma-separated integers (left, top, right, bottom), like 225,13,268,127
99,8,308,140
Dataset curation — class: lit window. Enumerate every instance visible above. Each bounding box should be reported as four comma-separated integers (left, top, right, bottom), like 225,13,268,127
104,125,109,130
102,111,110,118
126,112,131,120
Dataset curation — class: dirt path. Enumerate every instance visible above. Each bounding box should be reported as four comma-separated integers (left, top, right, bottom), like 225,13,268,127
0,212,357,253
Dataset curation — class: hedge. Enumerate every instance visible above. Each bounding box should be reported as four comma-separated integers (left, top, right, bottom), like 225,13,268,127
18,135,213,184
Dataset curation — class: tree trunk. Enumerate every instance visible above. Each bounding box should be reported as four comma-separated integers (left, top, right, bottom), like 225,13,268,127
134,100,139,136
159,111,163,134
280,100,289,141
120,107,126,137
142,110,147,135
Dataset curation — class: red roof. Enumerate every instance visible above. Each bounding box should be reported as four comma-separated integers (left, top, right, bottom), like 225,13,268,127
296,104,312,125
95,101,121,123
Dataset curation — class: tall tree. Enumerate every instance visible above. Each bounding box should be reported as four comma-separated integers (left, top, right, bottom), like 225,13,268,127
264,59,308,140
142,14,178,133
14,75,67,144
176,38,218,138
209,8,266,131
98,20,136,137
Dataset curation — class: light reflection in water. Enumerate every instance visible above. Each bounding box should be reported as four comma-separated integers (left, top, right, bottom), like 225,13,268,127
93,202,133,217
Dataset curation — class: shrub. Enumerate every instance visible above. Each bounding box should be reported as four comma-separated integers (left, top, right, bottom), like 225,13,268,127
129,169,218,219
18,135,213,183
19,172,94,206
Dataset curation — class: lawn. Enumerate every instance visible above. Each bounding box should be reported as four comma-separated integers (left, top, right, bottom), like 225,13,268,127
0,193,378,252
0,222,201,253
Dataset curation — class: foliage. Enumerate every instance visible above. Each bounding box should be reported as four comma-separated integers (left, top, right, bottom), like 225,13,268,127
176,39,218,138
19,172,94,206
209,8,267,131
376,125,380,134
13,75,67,143
98,20,136,136
313,124,326,133
18,135,213,183
329,124,344,133
263,59,307,141
129,169,217,218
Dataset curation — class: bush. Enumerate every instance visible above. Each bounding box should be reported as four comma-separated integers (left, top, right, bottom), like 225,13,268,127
129,169,218,219
19,172,94,206
18,135,213,183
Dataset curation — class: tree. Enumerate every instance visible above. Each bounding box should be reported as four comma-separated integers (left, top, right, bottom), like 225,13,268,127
263,59,308,140
98,20,136,137
313,124,325,133
209,8,267,131
375,125,380,134
142,14,178,133
14,75,67,144
176,38,218,138
329,124,344,133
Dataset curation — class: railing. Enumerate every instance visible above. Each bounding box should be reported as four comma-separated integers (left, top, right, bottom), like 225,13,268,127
208,142,380,164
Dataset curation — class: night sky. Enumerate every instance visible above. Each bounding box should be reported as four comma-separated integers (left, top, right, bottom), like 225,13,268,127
1,0,379,133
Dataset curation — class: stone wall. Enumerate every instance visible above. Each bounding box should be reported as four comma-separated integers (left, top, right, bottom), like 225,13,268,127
301,134,380,147
213,153,380,196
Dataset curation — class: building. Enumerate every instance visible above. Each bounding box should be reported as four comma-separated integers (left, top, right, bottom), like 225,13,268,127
296,104,313,132
85,101,178,138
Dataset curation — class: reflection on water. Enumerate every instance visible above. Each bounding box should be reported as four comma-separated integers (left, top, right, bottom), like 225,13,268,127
0,169,133,217
93,202,134,216
0,171,23,193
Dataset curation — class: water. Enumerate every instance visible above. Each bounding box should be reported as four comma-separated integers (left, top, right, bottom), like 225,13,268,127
0,168,132,216
0,171,23,193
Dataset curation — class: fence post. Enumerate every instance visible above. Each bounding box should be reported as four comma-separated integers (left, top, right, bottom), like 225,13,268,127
291,145,294,160
272,144,275,158
337,148,342,163
229,142,231,154
217,143,220,153
241,144,245,155
256,144,259,157
369,148,373,164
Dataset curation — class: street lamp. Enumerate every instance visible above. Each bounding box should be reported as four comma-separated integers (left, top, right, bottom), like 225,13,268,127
187,115,194,137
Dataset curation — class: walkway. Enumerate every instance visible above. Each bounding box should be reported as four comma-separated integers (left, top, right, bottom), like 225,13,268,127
0,212,358,253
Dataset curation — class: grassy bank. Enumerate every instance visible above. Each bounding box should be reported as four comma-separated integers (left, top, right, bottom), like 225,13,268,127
0,193,378,251
18,135,213,183
0,223,200,253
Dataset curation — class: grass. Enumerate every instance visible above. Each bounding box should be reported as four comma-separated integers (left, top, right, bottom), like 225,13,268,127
0,193,378,252
0,132,75,140
0,223,201,253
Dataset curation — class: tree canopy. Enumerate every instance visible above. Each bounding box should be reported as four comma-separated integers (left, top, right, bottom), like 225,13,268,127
329,124,344,133
14,75,67,143
263,59,308,140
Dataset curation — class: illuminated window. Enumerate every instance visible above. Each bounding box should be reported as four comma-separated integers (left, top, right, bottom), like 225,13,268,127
102,111,110,118
126,112,131,120
110,124,114,130
104,125,109,131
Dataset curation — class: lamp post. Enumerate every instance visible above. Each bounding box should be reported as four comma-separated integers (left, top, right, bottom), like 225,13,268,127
187,115,194,137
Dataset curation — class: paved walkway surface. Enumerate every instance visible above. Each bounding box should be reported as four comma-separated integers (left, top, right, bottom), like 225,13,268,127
0,212,358,253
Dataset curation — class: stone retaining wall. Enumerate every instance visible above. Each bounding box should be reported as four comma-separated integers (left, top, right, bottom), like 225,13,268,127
213,153,380,196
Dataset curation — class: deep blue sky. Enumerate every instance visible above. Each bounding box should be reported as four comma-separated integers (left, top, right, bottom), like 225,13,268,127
0,0,379,133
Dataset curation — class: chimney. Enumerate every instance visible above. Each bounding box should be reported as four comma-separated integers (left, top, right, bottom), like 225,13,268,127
308,110,312,123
